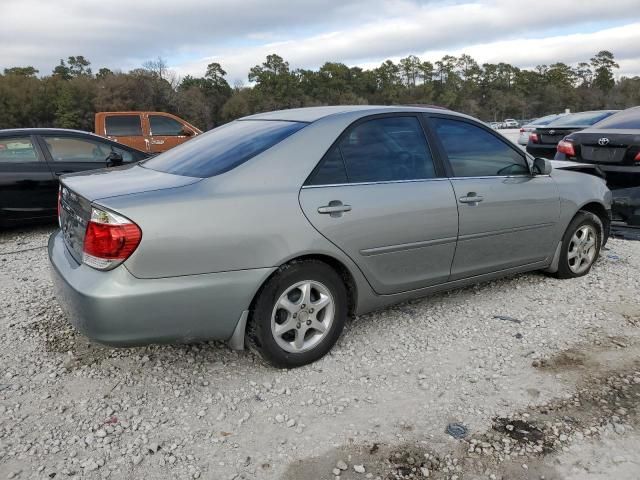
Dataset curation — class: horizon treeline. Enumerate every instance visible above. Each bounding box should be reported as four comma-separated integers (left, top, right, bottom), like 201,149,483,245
0,50,638,132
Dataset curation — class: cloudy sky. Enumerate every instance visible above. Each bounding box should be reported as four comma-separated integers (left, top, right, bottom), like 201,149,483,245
3,0,640,83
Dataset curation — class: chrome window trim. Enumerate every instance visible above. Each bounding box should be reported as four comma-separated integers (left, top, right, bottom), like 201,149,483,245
301,177,450,189
301,174,552,189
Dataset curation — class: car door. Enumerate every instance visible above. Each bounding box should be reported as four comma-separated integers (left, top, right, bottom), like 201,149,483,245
299,114,459,294
102,113,149,152
38,134,137,176
428,115,560,280
148,113,195,153
0,134,57,223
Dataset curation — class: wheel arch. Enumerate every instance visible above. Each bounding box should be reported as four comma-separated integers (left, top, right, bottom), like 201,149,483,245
577,201,610,245
249,253,358,318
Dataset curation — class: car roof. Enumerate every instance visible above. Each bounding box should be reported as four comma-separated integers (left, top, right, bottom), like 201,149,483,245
0,127,103,137
241,105,462,123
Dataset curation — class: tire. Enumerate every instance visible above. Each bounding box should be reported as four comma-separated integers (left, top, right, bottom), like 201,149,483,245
553,211,603,279
247,260,348,368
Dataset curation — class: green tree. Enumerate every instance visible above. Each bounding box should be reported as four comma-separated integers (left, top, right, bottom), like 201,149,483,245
52,60,72,80
3,66,39,76
590,50,619,92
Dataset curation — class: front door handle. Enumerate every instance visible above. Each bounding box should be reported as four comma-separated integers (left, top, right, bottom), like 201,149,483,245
459,192,484,205
318,200,352,217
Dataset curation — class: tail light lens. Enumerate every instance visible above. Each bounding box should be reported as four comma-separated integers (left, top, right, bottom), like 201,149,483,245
519,128,524,133
529,133,539,143
83,207,142,270
634,152,640,163
557,139,576,157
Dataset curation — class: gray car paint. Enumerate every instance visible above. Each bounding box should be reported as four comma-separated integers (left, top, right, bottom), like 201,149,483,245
49,106,612,348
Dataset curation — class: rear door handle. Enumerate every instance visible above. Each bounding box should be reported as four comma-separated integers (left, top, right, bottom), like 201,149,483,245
318,200,352,217
459,193,484,205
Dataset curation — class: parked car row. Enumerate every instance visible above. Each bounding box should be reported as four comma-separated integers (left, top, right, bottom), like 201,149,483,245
552,107,640,226
526,110,619,159
517,113,569,145
489,118,523,130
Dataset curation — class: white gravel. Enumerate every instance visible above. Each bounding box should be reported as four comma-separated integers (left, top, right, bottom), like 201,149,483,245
1,225,639,479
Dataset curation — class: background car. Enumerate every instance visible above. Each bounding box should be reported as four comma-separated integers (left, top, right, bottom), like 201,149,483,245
518,113,568,145
95,111,202,153
0,128,148,226
50,106,611,369
555,106,640,226
526,110,619,159
503,118,519,128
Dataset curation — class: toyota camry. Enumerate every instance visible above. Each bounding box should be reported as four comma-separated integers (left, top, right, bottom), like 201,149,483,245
49,106,612,368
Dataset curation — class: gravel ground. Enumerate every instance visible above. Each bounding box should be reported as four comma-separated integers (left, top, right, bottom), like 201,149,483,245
1,225,639,480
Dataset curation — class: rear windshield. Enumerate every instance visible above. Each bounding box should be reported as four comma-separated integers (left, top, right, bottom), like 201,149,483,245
530,114,562,126
592,108,640,129
142,120,306,178
547,111,617,128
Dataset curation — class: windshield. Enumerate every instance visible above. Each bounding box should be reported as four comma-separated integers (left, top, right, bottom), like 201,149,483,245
591,108,640,129
143,120,307,178
546,111,617,128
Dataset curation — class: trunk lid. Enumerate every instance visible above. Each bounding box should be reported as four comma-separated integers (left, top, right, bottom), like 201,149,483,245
59,163,201,263
571,130,640,165
536,127,578,145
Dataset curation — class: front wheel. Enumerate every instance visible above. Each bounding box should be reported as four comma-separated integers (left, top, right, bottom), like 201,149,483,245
553,211,603,279
247,260,348,368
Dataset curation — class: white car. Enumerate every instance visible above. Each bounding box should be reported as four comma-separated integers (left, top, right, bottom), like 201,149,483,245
517,113,568,145
503,119,519,128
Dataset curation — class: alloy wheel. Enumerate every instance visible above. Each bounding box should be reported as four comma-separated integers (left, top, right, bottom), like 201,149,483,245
567,225,597,274
270,280,335,353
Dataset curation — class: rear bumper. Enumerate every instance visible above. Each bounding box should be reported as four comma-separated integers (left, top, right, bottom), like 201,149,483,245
48,230,275,346
611,187,640,226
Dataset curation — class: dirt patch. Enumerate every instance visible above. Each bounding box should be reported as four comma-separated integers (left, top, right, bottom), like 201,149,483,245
283,344,640,480
533,347,588,370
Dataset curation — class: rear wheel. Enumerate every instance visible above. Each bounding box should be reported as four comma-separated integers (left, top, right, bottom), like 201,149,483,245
247,260,348,368
553,211,603,279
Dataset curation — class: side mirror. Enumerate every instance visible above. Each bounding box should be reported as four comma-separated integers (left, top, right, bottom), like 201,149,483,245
106,151,123,167
181,127,194,137
532,157,552,175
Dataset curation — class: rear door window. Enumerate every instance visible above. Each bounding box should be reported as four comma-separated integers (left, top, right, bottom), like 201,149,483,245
0,137,40,163
307,115,436,185
433,117,529,177
149,115,185,136
105,115,143,136
143,120,306,178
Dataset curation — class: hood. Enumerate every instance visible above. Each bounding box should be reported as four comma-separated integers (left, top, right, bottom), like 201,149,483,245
61,163,202,202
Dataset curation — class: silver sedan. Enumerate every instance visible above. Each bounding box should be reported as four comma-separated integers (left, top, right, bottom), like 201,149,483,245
50,106,611,368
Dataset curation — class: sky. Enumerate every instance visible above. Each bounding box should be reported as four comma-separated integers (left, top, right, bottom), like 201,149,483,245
3,0,640,83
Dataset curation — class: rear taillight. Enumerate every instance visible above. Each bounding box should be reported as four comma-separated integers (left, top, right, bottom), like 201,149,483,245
82,207,142,270
519,128,524,133
529,133,539,143
557,139,576,157
634,152,640,163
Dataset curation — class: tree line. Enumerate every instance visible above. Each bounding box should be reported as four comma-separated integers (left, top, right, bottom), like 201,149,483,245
0,50,637,132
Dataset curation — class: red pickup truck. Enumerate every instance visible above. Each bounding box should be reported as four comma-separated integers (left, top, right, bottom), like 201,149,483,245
95,112,202,153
